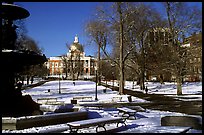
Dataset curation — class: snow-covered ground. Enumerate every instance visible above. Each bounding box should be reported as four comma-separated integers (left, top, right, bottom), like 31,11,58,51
112,81,202,101
21,80,149,104
2,80,202,133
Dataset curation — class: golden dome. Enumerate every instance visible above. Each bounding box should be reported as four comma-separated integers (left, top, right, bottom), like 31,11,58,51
70,42,84,52
70,35,84,52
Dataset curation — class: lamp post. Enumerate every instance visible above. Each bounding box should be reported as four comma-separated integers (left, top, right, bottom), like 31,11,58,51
111,63,115,88
95,69,98,101
132,73,136,89
112,72,114,87
132,74,134,89
59,72,61,94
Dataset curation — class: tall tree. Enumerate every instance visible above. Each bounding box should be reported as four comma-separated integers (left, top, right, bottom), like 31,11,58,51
164,2,202,95
16,35,48,84
61,54,69,79
117,2,125,94
85,2,166,93
85,19,109,85
121,3,166,90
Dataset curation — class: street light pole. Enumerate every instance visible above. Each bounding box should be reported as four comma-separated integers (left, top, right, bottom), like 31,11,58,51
111,64,115,88
95,69,98,101
132,73,134,89
112,72,114,87
59,72,61,94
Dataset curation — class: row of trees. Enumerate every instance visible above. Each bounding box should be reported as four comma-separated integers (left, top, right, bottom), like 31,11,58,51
61,43,84,81
14,20,49,85
85,2,202,95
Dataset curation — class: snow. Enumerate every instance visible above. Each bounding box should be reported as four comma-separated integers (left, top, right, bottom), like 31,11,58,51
21,80,148,104
124,81,202,101
2,80,202,133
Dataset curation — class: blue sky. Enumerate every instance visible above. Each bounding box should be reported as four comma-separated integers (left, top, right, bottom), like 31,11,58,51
16,2,100,57
16,2,202,58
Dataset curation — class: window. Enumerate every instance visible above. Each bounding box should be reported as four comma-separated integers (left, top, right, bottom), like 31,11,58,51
91,62,94,67
85,60,88,67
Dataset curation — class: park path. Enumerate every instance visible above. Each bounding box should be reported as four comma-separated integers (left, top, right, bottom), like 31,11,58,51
105,84,202,116
24,81,202,116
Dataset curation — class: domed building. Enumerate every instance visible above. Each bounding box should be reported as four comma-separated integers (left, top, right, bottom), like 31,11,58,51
67,35,85,58
70,35,84,52
46,35,97,80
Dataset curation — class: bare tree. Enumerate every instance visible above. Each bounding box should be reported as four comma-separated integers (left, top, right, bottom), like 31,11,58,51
164,2,202,95
85,19,109,85
65,43,84,80
16,36,48,84
86,2,132,94
61,54,69,79
85,2,166,93
16,35,43,54
120,3,166,90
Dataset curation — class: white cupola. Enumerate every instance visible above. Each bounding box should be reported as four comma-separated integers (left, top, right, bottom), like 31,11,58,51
74,34,79,43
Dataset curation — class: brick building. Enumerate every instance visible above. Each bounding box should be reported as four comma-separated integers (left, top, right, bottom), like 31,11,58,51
145,28,202,82
181,32,202,81
46,35,97,79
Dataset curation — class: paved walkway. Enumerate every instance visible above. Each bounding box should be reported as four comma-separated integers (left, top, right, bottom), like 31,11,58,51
25,81,202,116
103,84,202,116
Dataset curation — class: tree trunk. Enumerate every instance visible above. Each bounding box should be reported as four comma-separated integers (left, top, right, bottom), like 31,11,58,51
176,76,182,95
65,70,68,79
159,74,164,84
141,33,145,90
132,79,134,89
77,72,79,80
71,53,75,81
27,76,30,85
140,75,145,90
31,76,34,84
118,2,124,95
98,43,101,85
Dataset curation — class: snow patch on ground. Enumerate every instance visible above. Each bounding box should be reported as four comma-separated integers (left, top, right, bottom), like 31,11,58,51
3,80,202,133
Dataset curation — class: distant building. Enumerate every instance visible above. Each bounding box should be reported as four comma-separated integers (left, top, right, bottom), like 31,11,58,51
182,32,202,82
146,27,172,46
145,28,173,81
46,35,97,79
145,28,202,82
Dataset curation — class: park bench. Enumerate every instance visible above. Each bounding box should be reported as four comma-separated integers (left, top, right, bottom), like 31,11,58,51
67,117,126,133
118,126,192,133
112,96,122,102
46,101,65,105
37,97,65,105
73,96,92,102
81,104,103,109
117,107,137,119
37,97,57,104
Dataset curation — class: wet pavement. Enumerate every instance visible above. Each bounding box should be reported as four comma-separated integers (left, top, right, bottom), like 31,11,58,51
107,85,202,116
